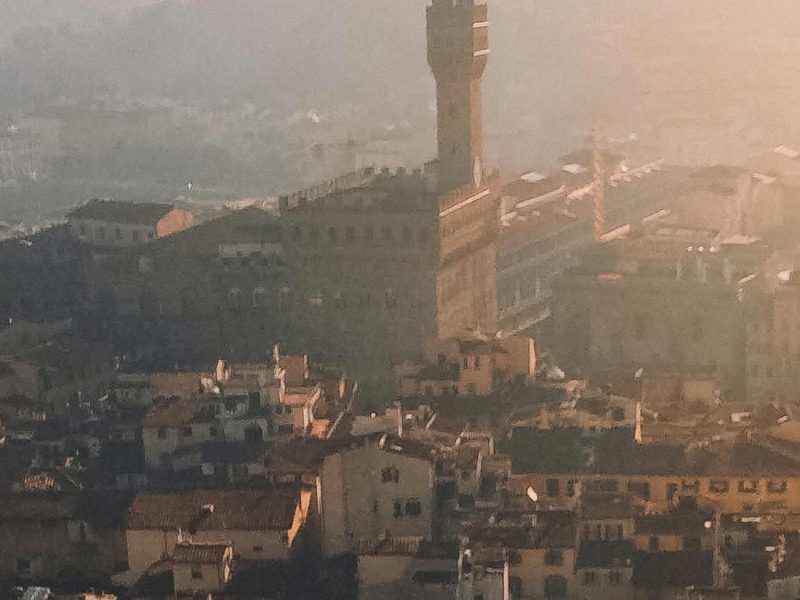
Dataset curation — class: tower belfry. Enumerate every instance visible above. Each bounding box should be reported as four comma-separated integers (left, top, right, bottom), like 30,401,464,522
427,0,489,192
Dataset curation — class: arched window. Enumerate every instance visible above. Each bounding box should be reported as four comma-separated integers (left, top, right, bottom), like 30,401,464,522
278,283,291,309
252,287,269,308
229,288,242,309
545,575,567,598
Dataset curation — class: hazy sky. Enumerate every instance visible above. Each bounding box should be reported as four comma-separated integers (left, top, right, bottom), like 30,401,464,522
4,1,800,172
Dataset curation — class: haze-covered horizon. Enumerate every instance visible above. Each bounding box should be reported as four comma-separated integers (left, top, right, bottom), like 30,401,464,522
3,0,800,210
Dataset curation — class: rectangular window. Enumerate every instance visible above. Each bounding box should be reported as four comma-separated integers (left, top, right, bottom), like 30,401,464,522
709,480,729,494
768,480,788,494
582,571,596,585
681,480,700,493
546,478,560,497
627,481,650,500
738,480,759,494
253,545,263,553
609,571,621,585
544,549,564,566
566,480,577,497
191,567,203,580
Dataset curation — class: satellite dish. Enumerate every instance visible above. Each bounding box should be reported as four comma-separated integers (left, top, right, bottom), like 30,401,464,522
527,486,539,503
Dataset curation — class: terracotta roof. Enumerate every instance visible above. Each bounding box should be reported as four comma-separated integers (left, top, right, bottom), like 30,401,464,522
172,542,231,564
127,490,297,531
581,493,642,520
635,509,712,536
283,386,318,406
67,199,175,224
576,540,634,569
0,493,76,520
275,433,440,473
144,397,210,428
280,355,308,387
455,446,480,471
12,472,61,492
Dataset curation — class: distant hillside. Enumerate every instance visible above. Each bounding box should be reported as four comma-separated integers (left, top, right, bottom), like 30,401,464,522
3,1,800,172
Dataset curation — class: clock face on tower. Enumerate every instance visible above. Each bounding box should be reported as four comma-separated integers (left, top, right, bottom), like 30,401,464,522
473,156,482,188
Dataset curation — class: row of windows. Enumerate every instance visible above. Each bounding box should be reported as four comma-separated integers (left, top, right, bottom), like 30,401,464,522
581,570,624,585
647,535,701,552
392,497,422,518
289,224,431,245
545,478,789,498
582,524,625,542
157,425,219,439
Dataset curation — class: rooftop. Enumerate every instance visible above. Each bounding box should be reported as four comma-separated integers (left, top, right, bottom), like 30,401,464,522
67,199,176,225
144,397,214,428
581,493,642,520
510,428,800,477
635,508,714,536
172,542,231,565
576,540,634,569
275,433,440,473
127,490,298,531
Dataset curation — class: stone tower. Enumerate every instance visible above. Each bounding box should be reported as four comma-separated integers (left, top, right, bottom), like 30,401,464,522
427,0,489,193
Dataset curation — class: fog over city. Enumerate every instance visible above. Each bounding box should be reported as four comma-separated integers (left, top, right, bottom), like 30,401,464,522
6,2,800,599
3,0,800,224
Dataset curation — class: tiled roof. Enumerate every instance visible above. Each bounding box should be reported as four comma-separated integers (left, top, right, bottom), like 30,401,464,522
172,542,231,564
633,550,713,587
275,433,440,473
576,540,634,569
127,490,297,531
283,386,318,406
635,509,713,536
280,355,308,387
68,199,176,224
581,493,642,520
12,472,61,492
144,397,211,428
455,446,480,471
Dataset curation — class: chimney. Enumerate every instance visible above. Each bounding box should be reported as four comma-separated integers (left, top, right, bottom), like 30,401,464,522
395,401,403,438
214,360,227,384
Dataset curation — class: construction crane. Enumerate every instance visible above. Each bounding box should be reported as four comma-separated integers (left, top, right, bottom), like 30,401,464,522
592,125,606,241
